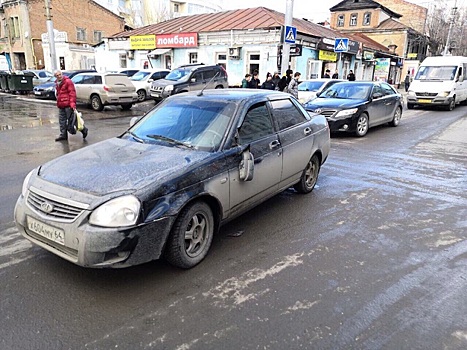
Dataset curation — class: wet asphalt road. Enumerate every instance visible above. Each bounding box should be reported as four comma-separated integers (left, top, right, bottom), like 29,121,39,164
0,92,466,350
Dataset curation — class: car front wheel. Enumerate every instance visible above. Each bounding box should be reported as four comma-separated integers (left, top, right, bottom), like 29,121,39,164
294,154,320,194
355,113,369,137
390,107,402,127
165,201,214,269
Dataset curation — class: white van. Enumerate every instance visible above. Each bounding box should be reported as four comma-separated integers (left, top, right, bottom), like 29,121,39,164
407,56,467,111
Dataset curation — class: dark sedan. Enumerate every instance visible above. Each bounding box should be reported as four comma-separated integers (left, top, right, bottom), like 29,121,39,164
304,81,403,137
15,89,330,269
33,69,96,99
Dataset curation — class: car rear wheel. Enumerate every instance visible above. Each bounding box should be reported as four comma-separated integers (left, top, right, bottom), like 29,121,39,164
165,201,214,269
90,95,104,111
355,113,369,137
389,107,402,127
136,89,146,102
294,154,320,194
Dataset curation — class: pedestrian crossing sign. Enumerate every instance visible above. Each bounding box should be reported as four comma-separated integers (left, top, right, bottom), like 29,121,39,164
334,38,349,52
284,26,297,44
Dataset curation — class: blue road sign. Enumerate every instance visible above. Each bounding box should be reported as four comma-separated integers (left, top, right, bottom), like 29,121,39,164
284,26,297,44
334,38,349,52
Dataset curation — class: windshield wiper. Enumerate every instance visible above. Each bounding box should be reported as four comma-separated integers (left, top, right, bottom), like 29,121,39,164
127,131,145,143
146,134,194,149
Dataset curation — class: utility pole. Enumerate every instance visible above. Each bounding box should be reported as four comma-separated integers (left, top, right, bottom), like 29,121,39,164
280,0,294,75
45,0,58,71
443,0,457,56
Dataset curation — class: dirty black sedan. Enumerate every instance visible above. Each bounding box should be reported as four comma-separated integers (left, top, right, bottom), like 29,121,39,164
304,81,403,137
14,89,330,269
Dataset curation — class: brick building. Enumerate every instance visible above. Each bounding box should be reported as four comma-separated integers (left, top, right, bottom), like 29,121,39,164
0,0,125,70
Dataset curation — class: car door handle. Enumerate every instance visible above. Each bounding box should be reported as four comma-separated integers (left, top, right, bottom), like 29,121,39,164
269,140,281,149
304,127,312,135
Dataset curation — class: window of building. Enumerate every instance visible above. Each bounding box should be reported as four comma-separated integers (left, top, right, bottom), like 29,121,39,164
350,13,358,26
9,16,20,38
363,12,371,26
189,52,198,64
174,3,179,12
216,53,227,70
93,30,102,43
119,53,127,68
76,27,86,41
337,14,345,27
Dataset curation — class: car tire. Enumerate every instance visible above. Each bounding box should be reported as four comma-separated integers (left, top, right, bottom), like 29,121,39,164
165,201,214,269
90,95,104,111
294,154,320,194
121,103,132,110
136,89,146,102
355,113,369,137
389,107,402,127
407,103,414,109
445,97,455,111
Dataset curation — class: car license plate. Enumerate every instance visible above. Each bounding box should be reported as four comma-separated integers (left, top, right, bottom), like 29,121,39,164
418,99,431,103
34,91,41,95
26,216,65,245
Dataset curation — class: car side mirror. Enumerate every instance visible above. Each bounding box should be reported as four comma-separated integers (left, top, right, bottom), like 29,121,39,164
148,79,154,82
239,148,254,181
191,78,196,83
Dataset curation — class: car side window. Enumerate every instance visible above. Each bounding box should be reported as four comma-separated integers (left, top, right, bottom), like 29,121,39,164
238,103,275,144
204,70,216,80
270,99,307,131
94,76,102,84
373,85,383,97
81,75,94,84
192,72,203,82
380,83,395,95
73,75,84,84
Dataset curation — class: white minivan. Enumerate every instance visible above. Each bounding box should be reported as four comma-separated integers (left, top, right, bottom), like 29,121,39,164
407,56,467,111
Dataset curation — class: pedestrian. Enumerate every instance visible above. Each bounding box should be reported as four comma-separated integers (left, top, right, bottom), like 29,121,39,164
261,72,276,90
249,71,261,89
271,71,281,89
347,70,356,81
287,72,301,98
404,70,411,92
54,69,88,141
332,70,339,79
323,69,331,78
278,69,293,92
241,73,252,88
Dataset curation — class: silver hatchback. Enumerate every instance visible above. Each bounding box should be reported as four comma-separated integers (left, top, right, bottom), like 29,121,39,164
72,72,138,111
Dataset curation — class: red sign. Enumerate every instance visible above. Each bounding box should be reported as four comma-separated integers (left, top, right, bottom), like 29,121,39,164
156,32,198,48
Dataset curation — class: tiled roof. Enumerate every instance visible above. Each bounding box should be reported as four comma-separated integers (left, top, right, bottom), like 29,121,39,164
109,7,343,40
377,18,409,31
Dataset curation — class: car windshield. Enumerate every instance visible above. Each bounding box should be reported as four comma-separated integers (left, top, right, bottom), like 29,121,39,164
128,98,236,151
164,68,191,81
298,81,326,92
319,83,371,100
415,66,457,81
131,71,150,81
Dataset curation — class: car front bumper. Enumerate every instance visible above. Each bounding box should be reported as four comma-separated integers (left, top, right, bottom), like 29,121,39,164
326,115,357,133
406,95,453,106
14,190,174,268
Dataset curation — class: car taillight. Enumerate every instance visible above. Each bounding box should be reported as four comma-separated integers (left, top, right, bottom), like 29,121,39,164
104,85,110,92
220,65,228,78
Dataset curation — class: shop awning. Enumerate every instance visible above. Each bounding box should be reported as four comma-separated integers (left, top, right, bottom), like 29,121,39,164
148,48,171,56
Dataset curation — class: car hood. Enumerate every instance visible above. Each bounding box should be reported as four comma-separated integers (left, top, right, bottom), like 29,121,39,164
38,137,213,196
34,82,55,89
304,97,366,110
152,78,185,87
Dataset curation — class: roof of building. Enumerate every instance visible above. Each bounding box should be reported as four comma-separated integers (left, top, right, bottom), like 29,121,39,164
330,0,402,19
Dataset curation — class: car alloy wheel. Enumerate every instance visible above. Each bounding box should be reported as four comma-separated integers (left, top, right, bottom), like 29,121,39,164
390,107,402,127
355,114,369,137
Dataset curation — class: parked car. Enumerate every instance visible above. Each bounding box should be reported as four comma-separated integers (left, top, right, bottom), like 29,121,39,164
130,68,170,101
107,69,140,77
298,79,344,103
71,72,138,111
150,63,228,101
303,81,403,137
33,69,97,99
24,69,53,86
14,89,330,269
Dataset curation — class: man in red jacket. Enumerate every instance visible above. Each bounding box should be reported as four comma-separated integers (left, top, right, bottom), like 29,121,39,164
54,70,88,141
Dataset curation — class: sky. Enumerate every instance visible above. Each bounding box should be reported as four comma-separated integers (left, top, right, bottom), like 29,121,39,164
222,1,460,23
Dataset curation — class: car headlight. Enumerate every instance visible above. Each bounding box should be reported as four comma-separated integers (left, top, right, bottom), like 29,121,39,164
89,195,140,228
21,169,35,197
46,86,54,91
408,90,416,96
164,85,174,92
335,108,358,119
439,91,450,97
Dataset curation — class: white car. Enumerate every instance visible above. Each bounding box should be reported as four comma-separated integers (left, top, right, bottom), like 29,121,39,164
298,79,344,103
130,68,170,101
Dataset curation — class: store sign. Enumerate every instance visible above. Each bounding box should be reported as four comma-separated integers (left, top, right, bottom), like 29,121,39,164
41,31,68,43
318,50,337,62
407,53,417,58
374,58,390,82
156,32,198,48
130,35,156,50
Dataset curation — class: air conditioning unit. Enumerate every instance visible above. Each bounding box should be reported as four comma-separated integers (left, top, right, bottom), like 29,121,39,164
228,47,241,58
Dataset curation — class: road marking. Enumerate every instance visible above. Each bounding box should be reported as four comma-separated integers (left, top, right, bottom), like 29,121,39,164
0,222,33,269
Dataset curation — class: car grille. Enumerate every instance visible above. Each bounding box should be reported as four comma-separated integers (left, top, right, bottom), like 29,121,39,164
151,86,164,93
27,190,83,222
415,92,437,97
320,109,337,118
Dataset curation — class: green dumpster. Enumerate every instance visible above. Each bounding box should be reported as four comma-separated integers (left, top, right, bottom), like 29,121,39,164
0,72,9,91
7,72,34,93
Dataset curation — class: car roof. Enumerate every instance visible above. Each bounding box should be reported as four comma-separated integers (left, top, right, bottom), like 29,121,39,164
135,68,170,73
167,88,291,101
300,79,344,83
